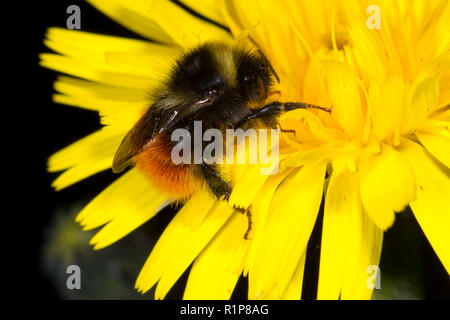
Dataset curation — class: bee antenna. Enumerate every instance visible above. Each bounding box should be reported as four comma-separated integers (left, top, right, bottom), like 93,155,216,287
248,36,281,84
256,49,280,84
267,59,280,84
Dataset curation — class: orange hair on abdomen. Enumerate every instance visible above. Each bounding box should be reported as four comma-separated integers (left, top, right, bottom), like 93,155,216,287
134,135,199,200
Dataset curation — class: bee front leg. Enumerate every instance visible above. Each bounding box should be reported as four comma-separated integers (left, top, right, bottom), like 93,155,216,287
200,162,232,201
235,102,284,128
235,101,331,129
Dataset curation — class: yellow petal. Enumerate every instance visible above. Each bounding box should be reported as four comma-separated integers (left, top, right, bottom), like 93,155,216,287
228,163,271,209
40,53,154,89
399,138,450,274
254,1,309,85
183,213,250,299
44,27,177,66
52,93,143,130
49,128,123,190
218,0,260,41
401,77,440,134
318,171,360,299
41,28,176,89
249,163,326,299
347,17,387,83
104,50,177,78
340,209,383,300
368,78,405,141
415,1,450,70
318,170,383,300
323,61,365,138
148,0,232,47
54,76,149,104
359,145,416,231
52,76,146,129
87,0,174,43
243,171,292,276
135,191,234,298
433,48,450,110
279,109,346,144
76,169,171,249
281,252,306,300
416,128,450,168
228,132,281,209
282,146,337,169
179,0,227,26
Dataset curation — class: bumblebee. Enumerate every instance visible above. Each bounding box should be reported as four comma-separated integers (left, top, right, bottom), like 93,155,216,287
112,41,330,238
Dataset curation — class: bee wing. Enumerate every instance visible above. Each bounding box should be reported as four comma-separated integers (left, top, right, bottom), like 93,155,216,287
158,94,218,134
112,108,162,173
113,94,218,173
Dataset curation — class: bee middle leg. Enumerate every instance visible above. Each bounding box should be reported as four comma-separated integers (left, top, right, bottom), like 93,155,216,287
200,162,253,239
233,206,252,240
200,162,232,201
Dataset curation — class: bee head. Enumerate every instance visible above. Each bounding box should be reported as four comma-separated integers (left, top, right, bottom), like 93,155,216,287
169,44,228,104
167,43,280,111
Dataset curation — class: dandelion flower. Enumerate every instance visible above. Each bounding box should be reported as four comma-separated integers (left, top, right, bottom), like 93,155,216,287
42,0,449,300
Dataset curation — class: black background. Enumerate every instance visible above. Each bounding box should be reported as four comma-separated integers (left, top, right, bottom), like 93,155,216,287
22,1,449,300
27,0,151,299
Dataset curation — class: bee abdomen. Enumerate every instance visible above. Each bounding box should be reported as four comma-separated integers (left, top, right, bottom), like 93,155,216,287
134,135,199,200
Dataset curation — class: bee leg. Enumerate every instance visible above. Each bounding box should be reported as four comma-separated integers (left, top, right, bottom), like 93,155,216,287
236,101,331,128
233,206,252,240
236,102,285,128
278,124,296,136
200,162,232,201
280,128,296,135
